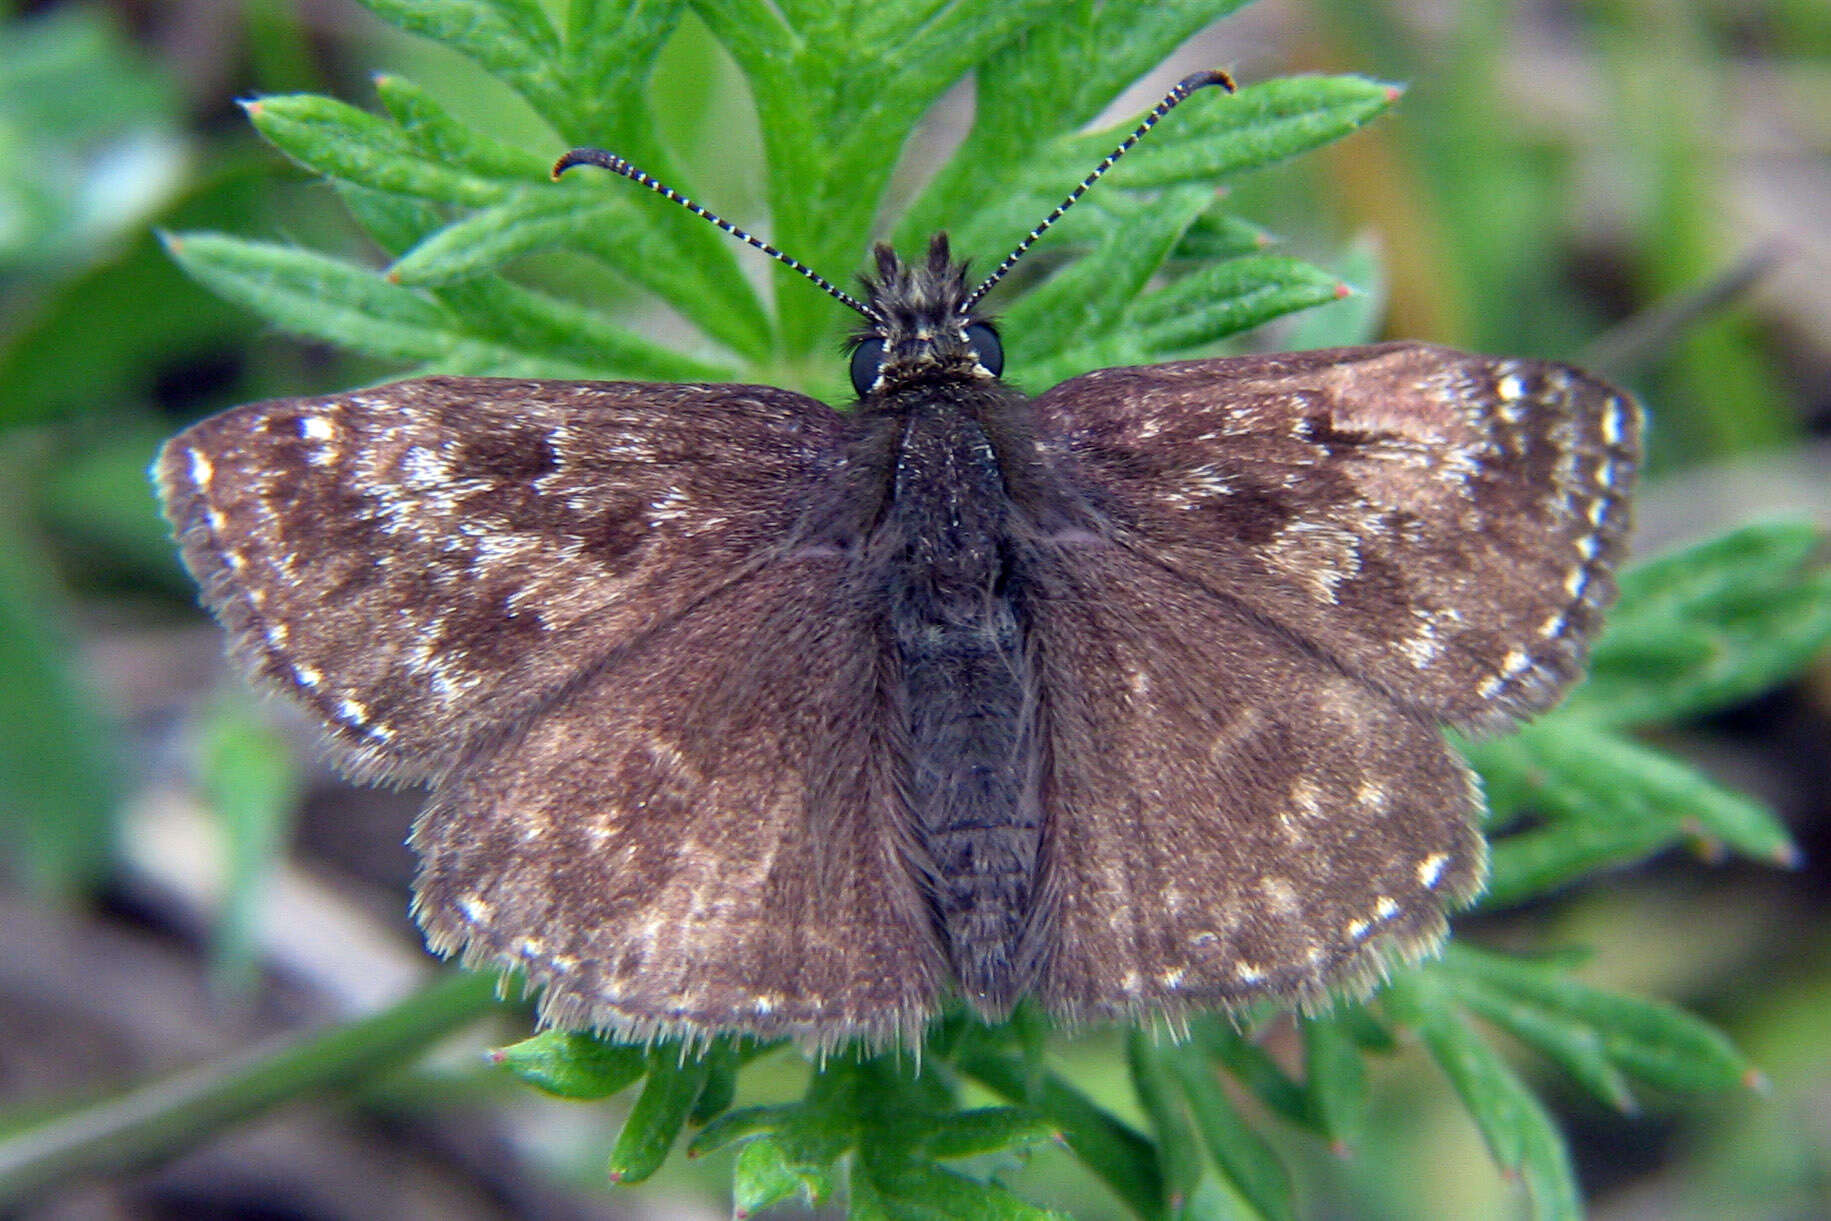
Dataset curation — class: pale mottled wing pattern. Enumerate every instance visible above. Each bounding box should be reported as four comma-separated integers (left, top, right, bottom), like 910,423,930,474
155,376,847,781
1034,342,1641,733
413,559,946,1051
1031,546,1485,1020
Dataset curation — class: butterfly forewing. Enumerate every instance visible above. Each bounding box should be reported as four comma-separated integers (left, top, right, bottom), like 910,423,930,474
1034,342,1640,733
156,377,849,781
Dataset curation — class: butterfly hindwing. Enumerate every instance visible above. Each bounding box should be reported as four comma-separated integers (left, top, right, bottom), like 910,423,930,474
1033,342,1640,733
156,376,848,780
1030,545,1486,1021
412,557,946,1050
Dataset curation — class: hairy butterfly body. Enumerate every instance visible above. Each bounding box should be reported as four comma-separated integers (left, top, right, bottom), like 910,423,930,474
156,71,1640,1051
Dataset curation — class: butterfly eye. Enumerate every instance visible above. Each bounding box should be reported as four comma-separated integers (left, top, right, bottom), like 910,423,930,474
966,322,1004,377
849,337,886,396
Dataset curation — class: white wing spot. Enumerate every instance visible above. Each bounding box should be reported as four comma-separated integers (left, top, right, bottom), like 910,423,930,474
1158,968,1187,989
1417,852,1450,889
291,662,323,689
335,696,370,725
1539,612,1568,639
1601,396,1628,446
458,894,495,924
1234,962,1267,984
1565,568,1591,600
1496,373,1526,401
1260,876,1300,912
1346,918,1372,941
299,415,335,442
1400,623,1441,667
187,448,215,490
401,445,452,488
1374,896,1400,920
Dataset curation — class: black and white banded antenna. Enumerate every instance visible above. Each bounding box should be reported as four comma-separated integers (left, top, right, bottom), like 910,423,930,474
962,68,1234,312
552,148,876,319
552,67,1235,322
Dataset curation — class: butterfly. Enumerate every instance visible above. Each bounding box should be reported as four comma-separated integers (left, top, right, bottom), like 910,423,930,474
156,71,1639,1050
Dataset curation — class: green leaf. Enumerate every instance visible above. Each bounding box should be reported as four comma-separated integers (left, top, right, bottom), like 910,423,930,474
373,73,550,180
1103,76,1402,188
1384,973,1582,1220
1194,1020,1312,1131
355,0,565,119
197,698,303,996
608,1046,714,1184
732,1135,834,1215
956,1047,1160,1218
899,0,1252,244
163,231,730,381
914,1107,1057,1161
1471,718,1797,906
490,1030,648,1100
1439,945,1754,1098
386,190,618,286
1480,812,1675,908
247,94,516,205
1174,1042,1295,1221
1572,520,1831,727
1126,256,1347,353
1018,256,1347,390
1127,1031,1203,1215
1439,958,1638,1113
690,1039,745,1126
1171,206,1278,263
162,231,461,361
1001,185,1216,364
1300,1012,1369,1155
695,1058,1059,1220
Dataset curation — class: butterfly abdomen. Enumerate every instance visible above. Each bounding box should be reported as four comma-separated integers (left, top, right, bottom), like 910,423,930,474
879,381,1044,1016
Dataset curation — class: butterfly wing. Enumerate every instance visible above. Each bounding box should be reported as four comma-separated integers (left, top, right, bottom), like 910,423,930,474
156,376,847,781
1032,343,1640,732
1026,342,1638,1016
161,375,945,1046
1030,545,1484,1021
413,556,946,1050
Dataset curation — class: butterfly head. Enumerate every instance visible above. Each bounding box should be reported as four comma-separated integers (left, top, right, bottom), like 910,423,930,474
849,234,1004,397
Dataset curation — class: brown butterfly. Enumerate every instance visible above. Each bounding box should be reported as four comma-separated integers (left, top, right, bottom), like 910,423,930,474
156,71,1639,1050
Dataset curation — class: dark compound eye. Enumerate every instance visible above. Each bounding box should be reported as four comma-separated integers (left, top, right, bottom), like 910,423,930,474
849,337,885,397
966,322,1003,377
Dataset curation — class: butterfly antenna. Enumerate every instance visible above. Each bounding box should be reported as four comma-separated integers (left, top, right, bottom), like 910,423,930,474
553,148,877,320
962,68,1236,312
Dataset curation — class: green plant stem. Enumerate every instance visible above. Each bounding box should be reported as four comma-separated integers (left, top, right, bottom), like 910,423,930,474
0,969,501,1206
